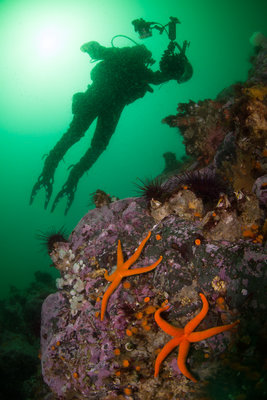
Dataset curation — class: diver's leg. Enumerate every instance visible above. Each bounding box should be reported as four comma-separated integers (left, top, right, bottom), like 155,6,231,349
30,106,97,208
52,105,124,214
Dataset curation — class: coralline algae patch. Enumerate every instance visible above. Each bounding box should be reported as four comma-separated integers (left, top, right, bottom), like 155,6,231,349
41,198,266,399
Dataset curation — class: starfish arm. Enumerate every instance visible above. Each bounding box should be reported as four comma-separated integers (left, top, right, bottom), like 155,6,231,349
104,240,124,282
123,256,163,277
104,269,116,282
188,320,240,342
178,339,197,382
100,276,122,320
117,239,124,268
154,306,185,337
154,336,182,377
122,231,151,270
184,293,209,335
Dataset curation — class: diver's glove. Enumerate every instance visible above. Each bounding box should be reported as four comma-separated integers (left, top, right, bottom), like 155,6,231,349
51,184,75,216
51,165,78,215
29,154,57,208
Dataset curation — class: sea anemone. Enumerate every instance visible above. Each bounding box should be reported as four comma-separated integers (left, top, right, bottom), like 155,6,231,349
135,177,170,203
36,226,68,254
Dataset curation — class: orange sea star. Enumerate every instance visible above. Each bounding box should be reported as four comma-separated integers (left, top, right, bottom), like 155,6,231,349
154,293,239,382
101,231,162,320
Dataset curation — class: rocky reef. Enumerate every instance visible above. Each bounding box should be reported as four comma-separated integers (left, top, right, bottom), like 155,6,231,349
163,40,267,211
0,271,56,400
40,39,267,399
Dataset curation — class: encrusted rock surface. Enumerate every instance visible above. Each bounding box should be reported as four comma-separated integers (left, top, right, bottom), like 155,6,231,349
41,198,266,399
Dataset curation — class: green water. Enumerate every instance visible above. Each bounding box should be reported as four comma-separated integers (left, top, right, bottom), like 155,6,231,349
0,0,266,299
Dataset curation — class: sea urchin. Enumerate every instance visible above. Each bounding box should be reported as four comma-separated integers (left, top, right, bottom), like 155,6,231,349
135,177,171,203
36,226,68,254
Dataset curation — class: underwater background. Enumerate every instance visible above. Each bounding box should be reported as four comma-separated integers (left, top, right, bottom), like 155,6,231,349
0,0,267,300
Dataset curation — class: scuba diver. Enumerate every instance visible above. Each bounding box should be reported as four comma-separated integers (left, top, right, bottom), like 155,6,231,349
30,17,193,214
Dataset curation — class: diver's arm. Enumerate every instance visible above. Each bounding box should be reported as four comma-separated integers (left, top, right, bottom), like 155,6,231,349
146,69,173,85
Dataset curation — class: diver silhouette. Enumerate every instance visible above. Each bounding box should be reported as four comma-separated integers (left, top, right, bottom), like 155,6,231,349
30,37,193,214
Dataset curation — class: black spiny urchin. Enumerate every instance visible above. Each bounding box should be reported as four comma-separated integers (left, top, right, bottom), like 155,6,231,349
135,177,171,203
165,169,230,205
36,226,68,254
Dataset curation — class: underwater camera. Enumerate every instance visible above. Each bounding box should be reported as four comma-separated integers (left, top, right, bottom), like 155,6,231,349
132,16,180,41
132,18,154,39
132,17,191,82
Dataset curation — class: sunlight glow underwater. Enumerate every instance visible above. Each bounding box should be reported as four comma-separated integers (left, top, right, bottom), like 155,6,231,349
37,26,66,57
0,2,102,99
